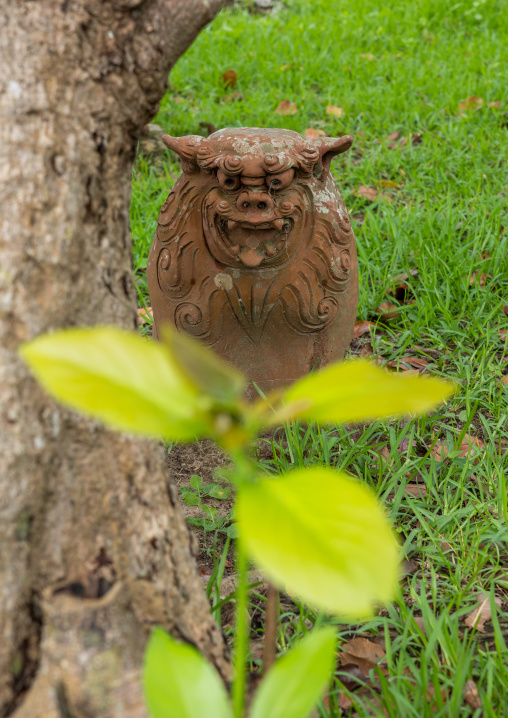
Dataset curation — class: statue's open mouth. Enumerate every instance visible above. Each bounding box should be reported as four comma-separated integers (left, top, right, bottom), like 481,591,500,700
216,217,293,267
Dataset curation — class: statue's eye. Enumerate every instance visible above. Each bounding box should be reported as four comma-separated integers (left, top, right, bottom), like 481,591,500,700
217,170,241,192
268,168,295,191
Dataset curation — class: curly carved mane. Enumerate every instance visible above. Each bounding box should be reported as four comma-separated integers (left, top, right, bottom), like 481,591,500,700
152,171,355,347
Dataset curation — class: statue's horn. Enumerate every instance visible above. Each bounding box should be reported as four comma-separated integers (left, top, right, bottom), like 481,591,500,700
311,135,353,176
162,134,209,173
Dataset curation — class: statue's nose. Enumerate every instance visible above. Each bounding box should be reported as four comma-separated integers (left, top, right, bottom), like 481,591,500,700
237,190,274,219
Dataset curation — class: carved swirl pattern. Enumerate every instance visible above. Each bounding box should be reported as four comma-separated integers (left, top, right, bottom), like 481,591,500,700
151,142,356,345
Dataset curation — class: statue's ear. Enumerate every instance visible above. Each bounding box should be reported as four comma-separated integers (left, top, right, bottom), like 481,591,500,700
311,135,353,178
162,134,208,174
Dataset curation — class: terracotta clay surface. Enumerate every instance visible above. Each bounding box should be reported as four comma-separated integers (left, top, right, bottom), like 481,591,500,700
147,127,359,396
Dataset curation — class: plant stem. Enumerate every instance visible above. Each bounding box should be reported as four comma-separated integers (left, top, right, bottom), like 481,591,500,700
262,584,278,674
233,532,249,718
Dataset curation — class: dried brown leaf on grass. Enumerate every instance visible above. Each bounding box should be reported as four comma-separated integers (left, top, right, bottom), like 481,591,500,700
337,693,353,710
304,127,325,139
431,433,485,462
376,302,399,321
500,329,508,340
276,100,297,115
386,356,429,372
353,320,375,338
340,637,387,678
356,185,378,201
404,484,427,498
464,594,502,632
400,133,422,147
458,95,483,113
360,342,374,359
469,270,489,287
463,680,482,710
503,305,508,317
326,104,344,118
222,69,237,88
137,306,153,322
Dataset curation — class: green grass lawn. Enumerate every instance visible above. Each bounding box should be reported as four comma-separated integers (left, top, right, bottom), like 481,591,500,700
131,0,508,714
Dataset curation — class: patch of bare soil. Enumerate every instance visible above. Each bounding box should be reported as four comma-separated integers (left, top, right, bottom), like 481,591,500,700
167,440,234,573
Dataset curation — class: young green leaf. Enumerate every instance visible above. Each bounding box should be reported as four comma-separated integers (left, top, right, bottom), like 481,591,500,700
236,467,399,617
143,628,233,718
190,474,203,490
207,485,232,499
250,627,336,718
265,360,454,426
160,324,246,405
20,327,214,440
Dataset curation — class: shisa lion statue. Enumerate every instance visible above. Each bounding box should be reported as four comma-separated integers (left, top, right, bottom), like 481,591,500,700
147,127,358,396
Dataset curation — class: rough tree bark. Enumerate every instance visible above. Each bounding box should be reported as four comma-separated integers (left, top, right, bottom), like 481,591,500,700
0,1,229,715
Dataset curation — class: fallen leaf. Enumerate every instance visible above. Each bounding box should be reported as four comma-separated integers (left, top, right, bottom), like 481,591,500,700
337,663,367,691
501,376,508,387
137,306,153,322
411,344,440,358
393,269,419,283
431,433,485,462
401,559,419,577
500,329,508,340
463,679,481,710
326,104,344,118
340,637,386,677
400,356,429,370
376,302,399,321
503,305,508,317
337,692,352,710
458,95,483,113
353,320,375,338
488,101,501,109
464,594,502,632
414,616,426,635
405,483,427,498
400,133,422,147
377,179,400,189
469,270,488,287
360,342,374,358
356,185,378,201
387,131,400,142
276,100,297,115
304,127,326,139
360,53,375,61
280,63,292,71
222,69,237,88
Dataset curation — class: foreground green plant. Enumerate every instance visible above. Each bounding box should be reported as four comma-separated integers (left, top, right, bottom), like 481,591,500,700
21,325,453,717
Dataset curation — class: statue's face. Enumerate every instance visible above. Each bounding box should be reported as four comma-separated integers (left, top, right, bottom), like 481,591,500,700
203,154,306,269
162,128,353,269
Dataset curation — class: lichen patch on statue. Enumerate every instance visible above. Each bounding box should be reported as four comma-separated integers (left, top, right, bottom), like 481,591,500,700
147,127,359,396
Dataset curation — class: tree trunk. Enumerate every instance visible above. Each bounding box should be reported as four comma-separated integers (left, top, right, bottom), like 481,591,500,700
0,1,229,715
